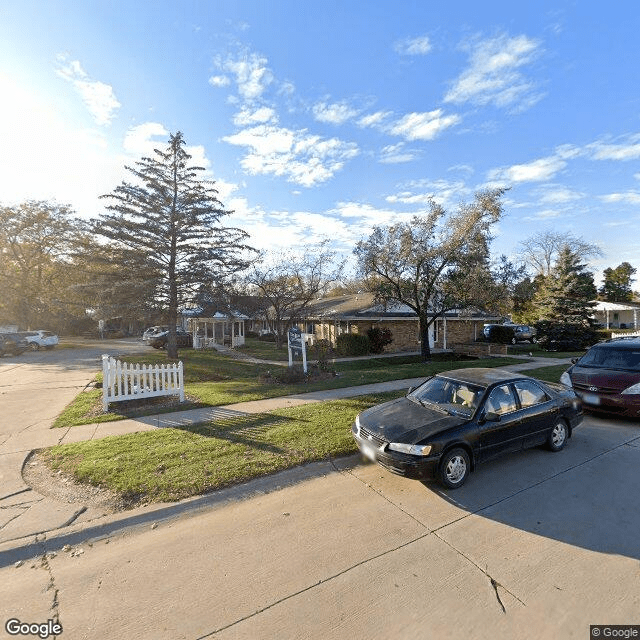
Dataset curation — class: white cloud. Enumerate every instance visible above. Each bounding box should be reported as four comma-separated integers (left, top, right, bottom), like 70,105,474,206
123,122,169,156
444,34,543,110
537,186,584,204
395,35,432,55
487,155,566,184
209,75,231,87
330,201,402,226
55,55,121,126
357,110,393,128
232,106,278,126
312,101,360,125
378,143,419,164
599,191,640,204
523,209,563,220
214,52,273,101
386,179,471,209
389,110,461,141
223,124,359,187
587,135,640,161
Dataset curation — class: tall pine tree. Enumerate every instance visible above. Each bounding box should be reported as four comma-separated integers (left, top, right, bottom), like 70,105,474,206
96,132,254,358
534,245,597,326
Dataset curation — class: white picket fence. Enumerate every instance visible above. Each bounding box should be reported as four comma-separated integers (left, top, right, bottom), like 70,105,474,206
102,354,184,411
611,330,640,339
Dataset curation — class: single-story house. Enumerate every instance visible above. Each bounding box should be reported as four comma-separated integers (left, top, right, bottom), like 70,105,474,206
592,301,640,329
291,293,501,352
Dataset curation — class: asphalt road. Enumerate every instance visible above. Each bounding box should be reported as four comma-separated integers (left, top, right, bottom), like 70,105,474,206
1,342,639,640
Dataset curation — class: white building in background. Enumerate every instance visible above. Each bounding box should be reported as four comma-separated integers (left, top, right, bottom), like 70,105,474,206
592,301,640,329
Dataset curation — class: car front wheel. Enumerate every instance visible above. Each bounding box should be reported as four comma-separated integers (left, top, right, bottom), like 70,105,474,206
438,448,470,489
548,419,568,451
29,342,39,351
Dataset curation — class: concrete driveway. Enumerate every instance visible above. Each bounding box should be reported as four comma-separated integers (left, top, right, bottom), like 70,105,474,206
2,410,639,639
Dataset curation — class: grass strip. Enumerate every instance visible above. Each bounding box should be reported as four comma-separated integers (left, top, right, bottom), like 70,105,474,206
41,392,404,505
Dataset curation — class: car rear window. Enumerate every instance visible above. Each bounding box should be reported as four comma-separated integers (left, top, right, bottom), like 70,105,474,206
578,346,640,371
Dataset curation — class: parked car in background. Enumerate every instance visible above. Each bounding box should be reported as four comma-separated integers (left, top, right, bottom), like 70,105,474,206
143,326,170,343
149,329,193,349
19,330,59,351
483,323,536,344
0,333,29,357
561,337,640,418
353,368,583,488
508,324,537,343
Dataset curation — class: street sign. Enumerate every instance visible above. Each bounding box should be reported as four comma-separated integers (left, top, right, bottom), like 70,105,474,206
287,327,307,373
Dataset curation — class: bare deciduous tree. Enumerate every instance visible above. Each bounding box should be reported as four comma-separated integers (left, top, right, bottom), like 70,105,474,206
247,241,344,348
518,230,602,276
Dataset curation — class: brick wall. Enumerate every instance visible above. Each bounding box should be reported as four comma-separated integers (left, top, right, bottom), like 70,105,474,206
450,342,508,357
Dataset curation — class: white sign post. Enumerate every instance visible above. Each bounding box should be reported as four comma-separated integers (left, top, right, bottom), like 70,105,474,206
287,327,307,373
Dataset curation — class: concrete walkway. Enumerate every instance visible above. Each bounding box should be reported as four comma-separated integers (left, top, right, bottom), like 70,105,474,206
0,355,570,548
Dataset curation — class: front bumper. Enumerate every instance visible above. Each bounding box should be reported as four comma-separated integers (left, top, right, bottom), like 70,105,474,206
575,391,640,418
352,423,440,480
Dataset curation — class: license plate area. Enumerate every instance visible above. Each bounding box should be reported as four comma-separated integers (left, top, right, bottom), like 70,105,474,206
360,441,378,462
581,392,600,405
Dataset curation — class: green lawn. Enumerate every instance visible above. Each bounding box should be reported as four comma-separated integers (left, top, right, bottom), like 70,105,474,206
518,364,570,383
234,336,290,361
52,348,528,428
42,392,404,505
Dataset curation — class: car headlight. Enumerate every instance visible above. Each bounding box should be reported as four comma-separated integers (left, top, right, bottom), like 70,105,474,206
354,414,361,435
560,372,572,387
621,382,640,395
387,443,432,456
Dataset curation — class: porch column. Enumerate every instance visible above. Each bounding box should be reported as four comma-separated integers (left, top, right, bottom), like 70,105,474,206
443,316,447,350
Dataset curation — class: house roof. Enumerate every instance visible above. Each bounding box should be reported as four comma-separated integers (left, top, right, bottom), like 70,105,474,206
301,294,501,321
593,301,640,312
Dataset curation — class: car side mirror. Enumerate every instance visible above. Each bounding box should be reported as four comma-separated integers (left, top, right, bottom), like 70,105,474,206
483,411,501,423
571,357,578,364
407,387,414,394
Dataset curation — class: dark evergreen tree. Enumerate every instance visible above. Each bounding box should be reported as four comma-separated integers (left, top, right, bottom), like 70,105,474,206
97,132,254,358
534,245,597,325
598,262,637,302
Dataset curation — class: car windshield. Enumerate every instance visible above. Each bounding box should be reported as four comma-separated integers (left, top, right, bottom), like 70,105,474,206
578,346,640,371
408,376,484,418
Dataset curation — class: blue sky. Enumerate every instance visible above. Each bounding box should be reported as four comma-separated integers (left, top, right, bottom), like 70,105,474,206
1,0,639,282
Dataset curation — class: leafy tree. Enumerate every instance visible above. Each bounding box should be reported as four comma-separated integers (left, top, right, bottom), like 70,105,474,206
598,262,637,302
354,188,507,361
97,132,254,358
534,245,597,325
0,201,85,329
518,230,602,276
246,241,344,349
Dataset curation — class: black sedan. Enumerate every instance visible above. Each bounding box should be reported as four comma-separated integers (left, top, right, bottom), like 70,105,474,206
149,330,193,349
352,368,583,489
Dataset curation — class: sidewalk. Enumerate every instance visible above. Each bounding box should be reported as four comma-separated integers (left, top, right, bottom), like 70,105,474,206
0,356,570,549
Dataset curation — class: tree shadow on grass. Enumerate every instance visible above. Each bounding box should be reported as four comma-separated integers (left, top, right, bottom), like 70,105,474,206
172,407,300,455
